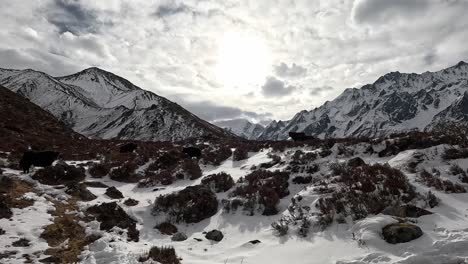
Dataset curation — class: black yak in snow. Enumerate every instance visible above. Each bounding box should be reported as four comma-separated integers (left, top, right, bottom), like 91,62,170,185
19,151,60,173
288,132,314,141
119,143,138,153
183,147,202,159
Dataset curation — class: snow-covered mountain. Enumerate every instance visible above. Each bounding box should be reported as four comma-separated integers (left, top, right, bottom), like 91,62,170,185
258,61,468,140
213,118,264,140
0,67,230,141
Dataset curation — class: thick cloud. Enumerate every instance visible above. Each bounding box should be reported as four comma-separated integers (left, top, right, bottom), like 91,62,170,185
310,86,334,96
274,62,307,78
352,0,430,24
154,3,193,18
47,0,101,34
179,100,273,122
261,77,296,97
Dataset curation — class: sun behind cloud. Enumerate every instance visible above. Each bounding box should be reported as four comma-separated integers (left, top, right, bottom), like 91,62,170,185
216,31,271,92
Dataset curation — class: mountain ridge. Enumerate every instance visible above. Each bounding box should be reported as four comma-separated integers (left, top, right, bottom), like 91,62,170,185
258,61,468,140
0,67,231,142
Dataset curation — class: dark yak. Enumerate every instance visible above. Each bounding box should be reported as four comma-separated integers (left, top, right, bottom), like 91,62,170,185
183,147,202,159
119,143,138,153
19,151,60,173
288,132,314,141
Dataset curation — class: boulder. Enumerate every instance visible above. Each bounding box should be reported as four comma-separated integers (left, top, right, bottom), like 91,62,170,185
86,202,139,242
171,232,188,242
105,186,124,199
347,157,366,167
123,198,139,206
155,222,178,235
65,184,97,201
205,230,224,242
12,238,30,247
248,239,261,244
382,223,423,244
381,204,432,218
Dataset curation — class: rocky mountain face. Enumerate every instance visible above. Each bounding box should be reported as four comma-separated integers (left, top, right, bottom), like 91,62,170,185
0,84,84,152
213,119,264,140
0,67,230,142
258,61,468,140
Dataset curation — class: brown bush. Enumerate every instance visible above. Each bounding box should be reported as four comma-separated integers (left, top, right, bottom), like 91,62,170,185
233,146,249,161
174,159,202,180
418,169,466,193
109,161,140,183
153,185,218,223
443,148,468,160
88,162,110,178
202,146,232,166
201,172,234,193
33,164,85,185
317,163,417,225
228,170,290,215
139,246,180,264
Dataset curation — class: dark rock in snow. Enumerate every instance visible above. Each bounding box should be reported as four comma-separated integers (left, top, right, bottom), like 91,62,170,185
205,230,224,242
65,184,97,201
105,186,124,199
155,222,178,235
201,172,234,193
171,232,188,242
0,228,5,235
248,239,261,244
86,202,139,242
347,157,366,167
83,181,109,188
381,204,432,218
123,198,139,206
0,250,17,260
12,238,30,247
193,238,203,242
382,223,423,244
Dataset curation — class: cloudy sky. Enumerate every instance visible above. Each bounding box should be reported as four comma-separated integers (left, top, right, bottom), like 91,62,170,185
1,0,468,124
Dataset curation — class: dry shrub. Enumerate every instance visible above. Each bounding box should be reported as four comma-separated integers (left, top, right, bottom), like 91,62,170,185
202,146,232,166
233,146,249,161
139,246,180,264
227,170,290,215
155,222,178,235
88,162,110,178
109,161,140,183
417,169,466,193
317,163,417,225
174,159,202,180
33,164,85,185
41,199,100,263
443,148,468,160
153,185,218,223
201,172,234,193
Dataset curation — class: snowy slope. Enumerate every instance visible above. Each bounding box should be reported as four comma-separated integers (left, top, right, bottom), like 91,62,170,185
0,67,229,141
2,140,468,263
213,119,265,140
259,61,468,140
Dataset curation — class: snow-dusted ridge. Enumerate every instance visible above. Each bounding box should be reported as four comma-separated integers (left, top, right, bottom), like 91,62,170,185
259,61,468,140
0,67,230,141
213,118,265,139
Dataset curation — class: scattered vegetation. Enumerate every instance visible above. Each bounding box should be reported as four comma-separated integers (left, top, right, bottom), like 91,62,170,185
201,172,235,193
33,163,85,185
139,246,180,264
153,185,218,223
417,169,466,193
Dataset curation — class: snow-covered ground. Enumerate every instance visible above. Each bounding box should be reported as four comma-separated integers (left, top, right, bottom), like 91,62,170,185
2,144,468,264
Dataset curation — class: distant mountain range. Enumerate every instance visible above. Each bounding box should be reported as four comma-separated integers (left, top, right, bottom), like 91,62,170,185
0,67,230,141
2,62,468,142
213,119,265,140
257,61,468,140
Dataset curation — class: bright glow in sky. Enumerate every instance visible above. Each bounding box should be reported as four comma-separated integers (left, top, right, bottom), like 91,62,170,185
216,32,271,91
